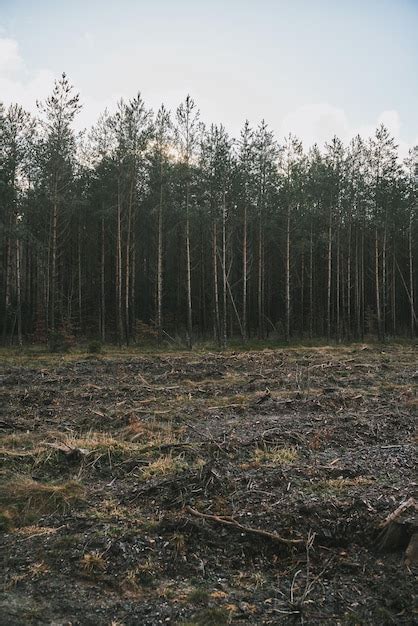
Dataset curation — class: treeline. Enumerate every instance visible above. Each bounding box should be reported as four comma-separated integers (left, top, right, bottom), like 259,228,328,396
1,74,417,347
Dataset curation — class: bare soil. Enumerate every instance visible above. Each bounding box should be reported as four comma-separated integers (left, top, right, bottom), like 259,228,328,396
0,344,417,625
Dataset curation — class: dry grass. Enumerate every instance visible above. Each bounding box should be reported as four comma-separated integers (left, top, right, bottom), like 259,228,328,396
123,419,182,445
252,446,298,465
80,551,107,574
141,454,187,480
0,476,85,524
120,558,160,594
0,432,41,450
309,476,375,494
6,561,50,589
55,431,132,452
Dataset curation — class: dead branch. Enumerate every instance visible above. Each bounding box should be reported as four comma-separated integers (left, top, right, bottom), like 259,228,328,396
185,505,304,546
379,497,417,529
206,403,246,411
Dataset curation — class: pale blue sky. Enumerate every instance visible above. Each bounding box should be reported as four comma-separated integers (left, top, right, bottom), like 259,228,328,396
1,0,417,152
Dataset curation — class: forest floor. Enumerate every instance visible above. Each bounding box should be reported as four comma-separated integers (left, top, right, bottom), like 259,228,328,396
0,343,417,625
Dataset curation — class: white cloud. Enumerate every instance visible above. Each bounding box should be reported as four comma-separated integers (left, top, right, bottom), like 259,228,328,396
0,36,54,113
280,103,350,148
280,103,411,159
0,38,22,73
377,110,400,137
0,36,124,131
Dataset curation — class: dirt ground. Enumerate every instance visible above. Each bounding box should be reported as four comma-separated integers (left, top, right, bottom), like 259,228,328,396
0,343,417,625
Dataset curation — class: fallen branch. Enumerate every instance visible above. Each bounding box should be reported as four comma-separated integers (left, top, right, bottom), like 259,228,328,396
206,403,246,411
379,497,417,529
376,497,418,554
185,505,304,546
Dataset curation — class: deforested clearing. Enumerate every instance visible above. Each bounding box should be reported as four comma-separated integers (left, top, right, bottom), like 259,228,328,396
0,343,416,625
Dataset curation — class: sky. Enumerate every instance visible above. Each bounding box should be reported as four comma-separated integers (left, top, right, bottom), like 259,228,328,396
1,0,417,156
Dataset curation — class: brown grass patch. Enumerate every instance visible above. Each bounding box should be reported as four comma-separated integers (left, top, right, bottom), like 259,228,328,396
0,476,85,524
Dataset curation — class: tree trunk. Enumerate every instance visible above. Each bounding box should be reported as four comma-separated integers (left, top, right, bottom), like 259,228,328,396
186,180,193,348
382,221,387,337
309,219,313,339
157,167,163,345
409,209,415,337
285,206,291,342
222,191,227,348
100,216,106,342
78,225,82,332
300,244,305,336
2,234,11,343
361,226,365,340
327,209,332,342
16,236,22,346
347,217,352,339
212,219,220,343
258,212,263,339
392,248,396,335
116,180,123,345
336,223,340,342
355,229,361,339
375,228,383,340
242,205,248,340
125,178,134,346
50,181,58,334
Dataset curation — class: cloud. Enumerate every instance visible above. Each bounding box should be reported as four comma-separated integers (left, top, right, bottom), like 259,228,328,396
280,103,411,159
0,36,54,114
377,110,400,137
0,36,127,131
280,103,350,148
0,37,22,73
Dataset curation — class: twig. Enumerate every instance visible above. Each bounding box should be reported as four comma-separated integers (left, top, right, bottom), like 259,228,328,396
185,505,304,546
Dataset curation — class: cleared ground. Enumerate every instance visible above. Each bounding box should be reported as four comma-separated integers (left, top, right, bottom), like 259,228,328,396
0,344,417,625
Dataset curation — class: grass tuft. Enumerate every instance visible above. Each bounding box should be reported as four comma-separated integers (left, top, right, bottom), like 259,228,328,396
0,476,85,524
141,454,187,480
252,445,298,465
80,551,107,574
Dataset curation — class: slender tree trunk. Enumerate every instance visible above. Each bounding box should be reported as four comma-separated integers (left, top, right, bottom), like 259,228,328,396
361,225,365,340
309,219,313,339
409,208,415,337
200,222,207,335
116,180,123,345
382,221,387,337
336,223,340,342
375,228,383,340
130,236,136,336
50,181,58,333
78,225,82,331
222,191,227,348
327,208,332,342
186,180,193,348
157,166,163,345
100,216,106,342
2,234,11,343
392,248,396,335
16,236,22,346
125,178,134,345
347,218,352,339
258,212,264,339
212,219,220,343
300,244,305,336
242,205,248,340
285,206,291,342
355,229,360,339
